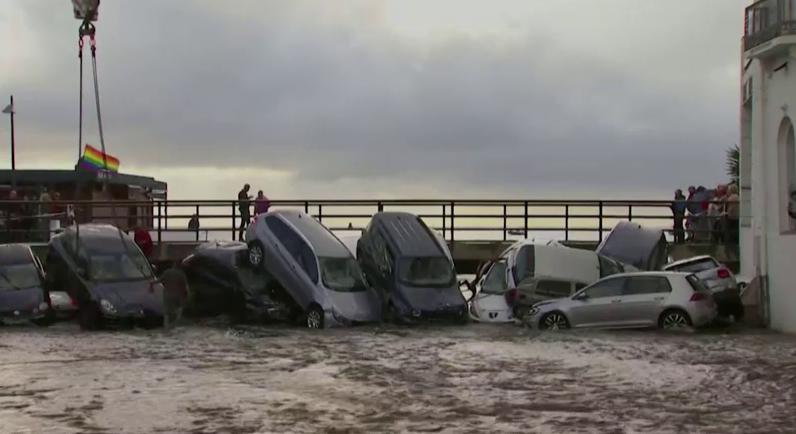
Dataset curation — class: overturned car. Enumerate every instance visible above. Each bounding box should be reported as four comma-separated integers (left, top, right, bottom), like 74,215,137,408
181,241,292,322
468,241,632,323
45,224,164,329
0,244,51,326
246,210,382,328
357,212,468,323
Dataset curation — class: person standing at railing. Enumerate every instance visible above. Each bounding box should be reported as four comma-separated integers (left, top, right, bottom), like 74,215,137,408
671,189,687,244
709,184,727,243
237,184,252,241
254,190,270,216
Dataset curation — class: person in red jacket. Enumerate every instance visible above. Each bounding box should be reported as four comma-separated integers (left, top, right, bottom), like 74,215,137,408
133,227,154,260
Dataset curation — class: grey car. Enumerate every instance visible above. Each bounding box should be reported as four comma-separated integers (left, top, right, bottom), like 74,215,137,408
245,210,382,328
525,272,717,330
663,256,743,320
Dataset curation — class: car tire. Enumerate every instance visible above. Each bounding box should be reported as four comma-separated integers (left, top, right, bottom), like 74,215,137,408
78,303,103,331
658,309,692,330
247,241,265,269
306,305,324,329
539,311,570,330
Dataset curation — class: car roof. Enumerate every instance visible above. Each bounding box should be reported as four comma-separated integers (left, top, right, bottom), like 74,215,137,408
193,241,247,267
0,243,34,265
596,221,666,269
663,255,716,269
371,212,444,258
273,210,351,258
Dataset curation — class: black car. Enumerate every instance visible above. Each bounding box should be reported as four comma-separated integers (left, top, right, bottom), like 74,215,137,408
0,243,51,325
357,212,467,323
45,224,164,329
181,241,292,323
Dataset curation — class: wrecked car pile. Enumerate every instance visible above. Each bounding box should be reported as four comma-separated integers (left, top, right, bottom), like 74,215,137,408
0,215,742,333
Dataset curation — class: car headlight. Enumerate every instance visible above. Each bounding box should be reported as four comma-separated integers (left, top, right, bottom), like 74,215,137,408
100,299,117,315
38,302,49,311
526,307,540,317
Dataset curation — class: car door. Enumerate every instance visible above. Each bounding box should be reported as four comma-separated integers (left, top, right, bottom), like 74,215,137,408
618,275,672,327
568,277,627,328
263,216,305,302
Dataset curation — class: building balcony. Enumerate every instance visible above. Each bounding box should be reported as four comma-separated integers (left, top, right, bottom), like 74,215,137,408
744,0,796,56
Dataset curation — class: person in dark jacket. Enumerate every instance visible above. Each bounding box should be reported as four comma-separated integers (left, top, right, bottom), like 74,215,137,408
237,184,252,241
671,189,687,244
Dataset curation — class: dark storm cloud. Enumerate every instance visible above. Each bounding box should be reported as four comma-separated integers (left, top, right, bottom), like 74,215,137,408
2,0,746,197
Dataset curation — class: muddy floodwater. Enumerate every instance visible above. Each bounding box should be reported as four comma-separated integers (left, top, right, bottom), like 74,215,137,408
1,322,795,434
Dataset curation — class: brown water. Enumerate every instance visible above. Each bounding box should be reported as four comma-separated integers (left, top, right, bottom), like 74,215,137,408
1,322,795,433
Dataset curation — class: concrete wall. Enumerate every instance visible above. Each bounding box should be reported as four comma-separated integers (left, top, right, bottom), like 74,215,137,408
742,45,796,333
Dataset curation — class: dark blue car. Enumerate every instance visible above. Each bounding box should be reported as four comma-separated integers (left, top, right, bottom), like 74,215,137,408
0,244,50,326
45,224,164,329
357,212,467,323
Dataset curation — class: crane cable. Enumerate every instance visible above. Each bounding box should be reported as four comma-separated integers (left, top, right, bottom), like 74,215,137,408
77,20,108,170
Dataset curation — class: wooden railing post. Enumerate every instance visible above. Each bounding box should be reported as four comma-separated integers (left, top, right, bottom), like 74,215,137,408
502,204,507,241
195,204,200,242
628,204,633,222
231,201,237,241
304,201,309,213
598,201,604,242
524,201,529,238
318,204,323,223
450,201,455,245
564,205,569,242
157,200,162,244
442,204,447,239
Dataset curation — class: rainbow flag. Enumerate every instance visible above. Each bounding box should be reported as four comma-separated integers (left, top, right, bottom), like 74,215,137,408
78,144,120,172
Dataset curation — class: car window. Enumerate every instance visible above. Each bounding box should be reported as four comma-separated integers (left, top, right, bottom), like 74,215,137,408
535,279,572,298
0,263,42,291
666,258,719,274
624,276,672,295
584,277,625,299
266,216,318,282
513,245,535,287
575,283,588,291
598,255,624,277
480,261,508,295
371,231,394,275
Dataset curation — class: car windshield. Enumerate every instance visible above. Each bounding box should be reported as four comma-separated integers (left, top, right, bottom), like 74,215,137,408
481,261,508,295
0,263,41,291
668,258,719,274
88,253,153,282
319,257,368,292
398,256,455,287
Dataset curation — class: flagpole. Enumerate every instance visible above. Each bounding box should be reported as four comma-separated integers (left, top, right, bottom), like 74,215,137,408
9,95,14,188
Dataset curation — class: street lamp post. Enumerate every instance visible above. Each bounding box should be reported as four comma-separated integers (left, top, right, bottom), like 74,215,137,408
2,95,15,187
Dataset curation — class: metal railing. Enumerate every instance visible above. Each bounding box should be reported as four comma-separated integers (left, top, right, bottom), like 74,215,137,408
0,199,740,246
745,0,796,50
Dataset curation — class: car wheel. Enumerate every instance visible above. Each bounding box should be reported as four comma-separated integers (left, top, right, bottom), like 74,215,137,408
306,305,324,329
248,242,265,268
659,309,692,330
539,312,570,330
78,303,102,331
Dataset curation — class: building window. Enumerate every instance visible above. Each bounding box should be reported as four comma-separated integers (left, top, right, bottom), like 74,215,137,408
779,117,796,233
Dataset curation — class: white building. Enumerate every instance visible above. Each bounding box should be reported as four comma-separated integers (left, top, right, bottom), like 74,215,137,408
740,0,796,332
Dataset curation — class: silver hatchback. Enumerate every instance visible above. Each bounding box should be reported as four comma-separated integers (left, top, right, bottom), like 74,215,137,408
525,272,717,330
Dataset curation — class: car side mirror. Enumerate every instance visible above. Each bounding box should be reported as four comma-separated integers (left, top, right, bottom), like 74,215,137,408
574,292,589,301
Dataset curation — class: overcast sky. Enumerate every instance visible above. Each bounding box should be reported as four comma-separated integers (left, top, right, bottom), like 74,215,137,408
1,0,748,199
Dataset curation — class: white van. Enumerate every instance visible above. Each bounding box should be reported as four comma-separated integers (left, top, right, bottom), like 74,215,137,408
469,241,633,323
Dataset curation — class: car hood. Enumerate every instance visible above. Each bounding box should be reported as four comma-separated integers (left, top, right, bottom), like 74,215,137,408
91,280,164,315
326,289,382,322
0,287,45,314
396,285,467,313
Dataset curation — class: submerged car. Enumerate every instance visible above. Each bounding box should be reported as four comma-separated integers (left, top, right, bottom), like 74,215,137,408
181,241,291,322
663,255,743,320
468,241,632,323
0,244,51,325
596,221,669,271
357,212,467,323
525,272,717,330
246,210,382,328
45,224,164,329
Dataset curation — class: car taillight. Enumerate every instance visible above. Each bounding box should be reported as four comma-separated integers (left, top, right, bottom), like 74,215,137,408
70,294,79,307
717,268,731,279
690,292,708,302
504,288,520,306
